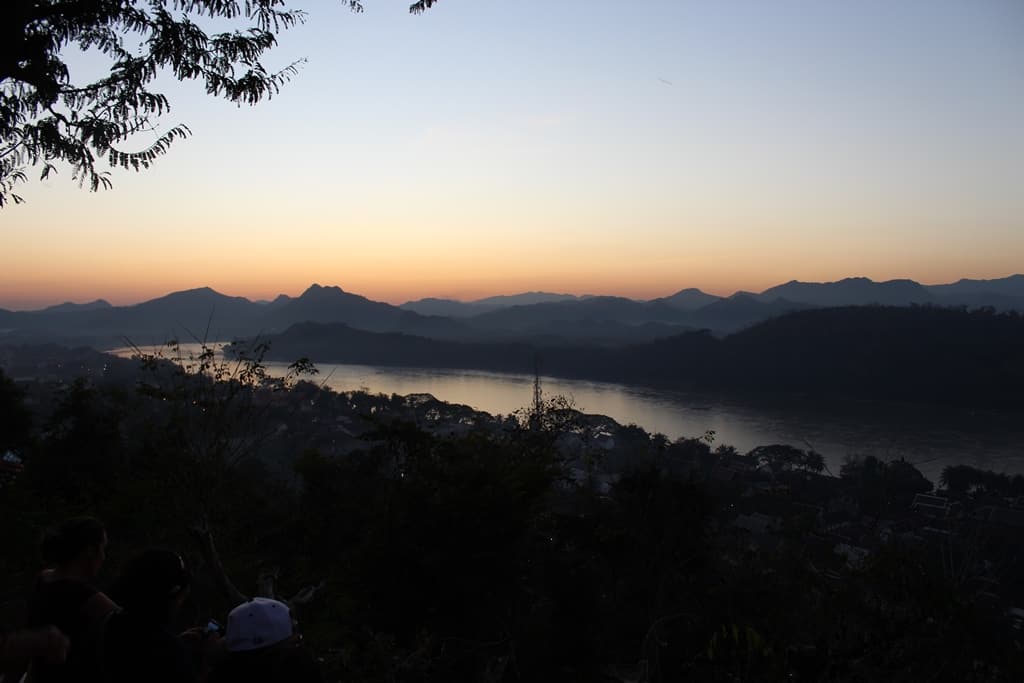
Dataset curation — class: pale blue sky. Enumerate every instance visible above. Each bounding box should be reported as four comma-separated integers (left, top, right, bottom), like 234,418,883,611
2,0,1022,307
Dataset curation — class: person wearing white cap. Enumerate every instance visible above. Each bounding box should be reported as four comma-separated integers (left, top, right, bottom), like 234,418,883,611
224,598,293,653
208,598,322,683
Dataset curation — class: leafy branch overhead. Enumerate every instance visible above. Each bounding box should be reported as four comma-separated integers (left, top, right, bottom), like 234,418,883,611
0,0,436,206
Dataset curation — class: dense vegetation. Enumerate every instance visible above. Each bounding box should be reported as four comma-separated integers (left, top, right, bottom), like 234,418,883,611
1,348,1022,681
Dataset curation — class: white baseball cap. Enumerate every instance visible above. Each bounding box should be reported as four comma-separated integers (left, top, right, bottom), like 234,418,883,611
224,598,293,652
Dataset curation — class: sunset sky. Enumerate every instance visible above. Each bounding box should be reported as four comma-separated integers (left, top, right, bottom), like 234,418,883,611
2,0,1023,309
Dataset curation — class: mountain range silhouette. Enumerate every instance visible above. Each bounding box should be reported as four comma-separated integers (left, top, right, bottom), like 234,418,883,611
1,275,1021,348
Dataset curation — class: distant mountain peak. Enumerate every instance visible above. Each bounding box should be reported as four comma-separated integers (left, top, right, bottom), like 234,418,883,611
300,284,347,298
947,273,1023,286
514,290,568,297
470,291,579,307
657,287,721,312
410,297,461,304
152,286,232,300
925,274,1024,304
41,299,112,313
135,286,258,311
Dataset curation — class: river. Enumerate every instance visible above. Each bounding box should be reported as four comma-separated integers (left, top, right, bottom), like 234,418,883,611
253,361,1024,483
109,346,1024,483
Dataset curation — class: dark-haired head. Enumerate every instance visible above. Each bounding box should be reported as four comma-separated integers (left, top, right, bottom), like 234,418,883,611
110,549,191,625
40,517,107,578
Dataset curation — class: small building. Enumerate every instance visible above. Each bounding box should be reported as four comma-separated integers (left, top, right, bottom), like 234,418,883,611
0,450,25,488
834,543,871,569
733,512,782,535
912,493,953,518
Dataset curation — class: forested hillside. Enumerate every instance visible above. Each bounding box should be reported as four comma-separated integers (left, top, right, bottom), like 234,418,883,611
248,306,1024,408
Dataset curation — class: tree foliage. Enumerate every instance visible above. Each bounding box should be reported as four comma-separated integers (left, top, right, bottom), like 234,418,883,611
840,454,933,517
941,464,1024,499
0,368,33,453
0,0,435,206
130,338,316,513
747,444,826,475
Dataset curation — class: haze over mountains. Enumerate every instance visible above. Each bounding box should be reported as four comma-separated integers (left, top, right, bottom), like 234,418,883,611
1,275,1022,348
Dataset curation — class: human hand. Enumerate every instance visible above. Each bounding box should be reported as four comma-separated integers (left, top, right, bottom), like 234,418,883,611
178,626,209,642
179,627,223,651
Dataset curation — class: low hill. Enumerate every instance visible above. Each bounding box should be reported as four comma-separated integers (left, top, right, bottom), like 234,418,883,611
926,275,1024,310
248,306,1024,408
927,274,1024,298
228,322,543,375
686,294,812,331
708,305,1024,405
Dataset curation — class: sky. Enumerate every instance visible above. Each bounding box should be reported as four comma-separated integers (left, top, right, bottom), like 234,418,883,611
2,0,1023,309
